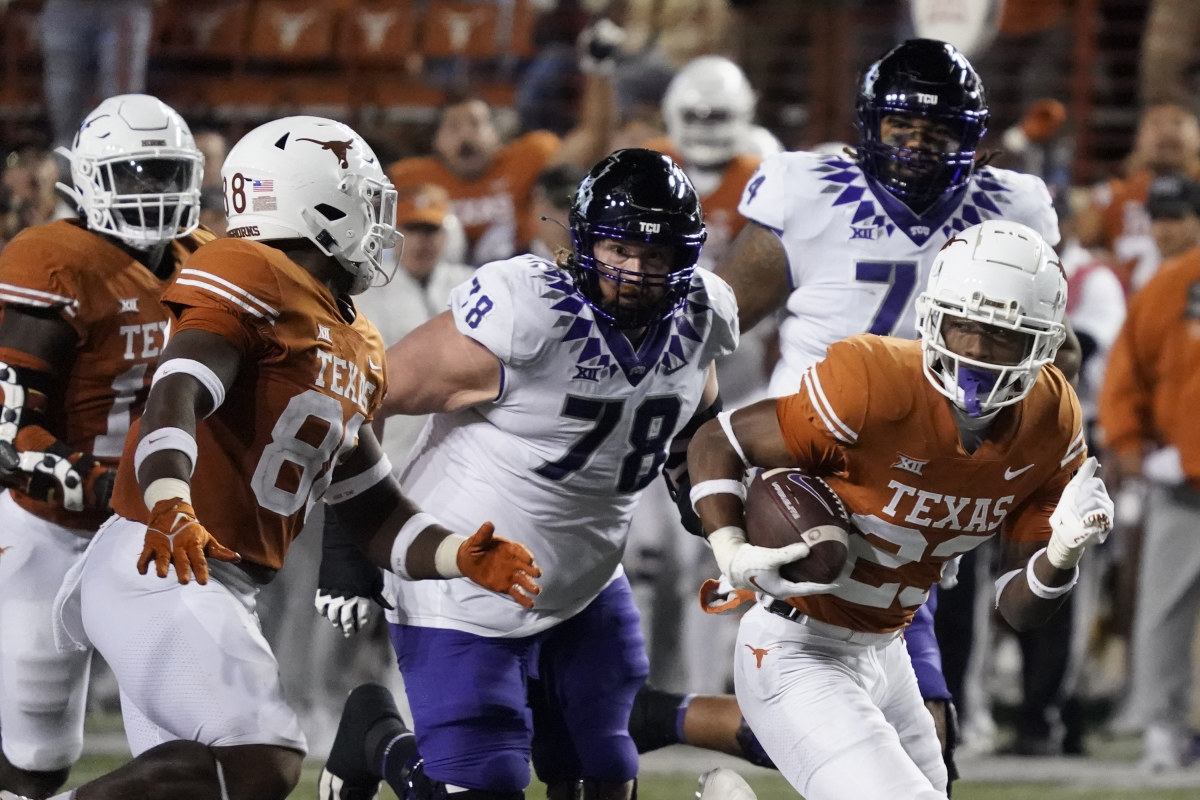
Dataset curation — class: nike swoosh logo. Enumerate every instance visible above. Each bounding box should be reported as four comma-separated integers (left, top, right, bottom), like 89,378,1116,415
748,576,766,592
1004,464,1035,480
368,359,382,370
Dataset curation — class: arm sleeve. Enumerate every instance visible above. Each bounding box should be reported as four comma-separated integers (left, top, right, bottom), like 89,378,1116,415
774,338,870,470
906,588,951,700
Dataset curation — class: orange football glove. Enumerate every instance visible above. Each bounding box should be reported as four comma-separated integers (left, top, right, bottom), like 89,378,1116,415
456,522,542,609
137,497,241,585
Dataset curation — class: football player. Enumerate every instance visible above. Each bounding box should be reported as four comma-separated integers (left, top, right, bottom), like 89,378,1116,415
650,55,779,272
319,149,740,800
44,117,539,800
0,94,207,800
688,220,1114,799
717,38,1082,393
711,37,1078,779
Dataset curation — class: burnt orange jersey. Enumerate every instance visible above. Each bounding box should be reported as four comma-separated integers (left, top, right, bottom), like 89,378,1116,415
109,239,388,570
1091,169,1155,289
388,131,560,265
1099,246,1200,483
774,335,1086,633
0,219,213,530
642,137,759,271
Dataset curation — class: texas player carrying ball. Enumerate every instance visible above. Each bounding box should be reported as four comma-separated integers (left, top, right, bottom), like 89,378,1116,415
687,220,1114,800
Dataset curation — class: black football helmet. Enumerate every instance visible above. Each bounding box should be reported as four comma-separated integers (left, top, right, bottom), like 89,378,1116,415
856,39,989,214
568,148,706,329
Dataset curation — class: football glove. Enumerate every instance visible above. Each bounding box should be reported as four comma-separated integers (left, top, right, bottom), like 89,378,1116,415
136,497,240,585
456,522,542,609
0,425,116,513
316,508,392,637
1047,456,1115,569
707,526,838,599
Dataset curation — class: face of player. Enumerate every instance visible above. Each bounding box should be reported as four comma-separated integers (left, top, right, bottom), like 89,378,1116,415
1150,213,1200,261
591,237,676,317
879,114,962,180
399,222,445,283
940,316,1030,367
433,100,501,180
1134,105,1200,173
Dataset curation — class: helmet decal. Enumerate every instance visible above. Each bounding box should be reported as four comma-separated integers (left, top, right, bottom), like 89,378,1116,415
222,116,400,295
567,148,706,330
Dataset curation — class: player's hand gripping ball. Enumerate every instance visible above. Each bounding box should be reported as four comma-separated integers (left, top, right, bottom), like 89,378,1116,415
744,469,851,584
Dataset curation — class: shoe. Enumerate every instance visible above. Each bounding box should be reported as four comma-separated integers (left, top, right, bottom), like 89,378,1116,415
1140,723,1189,772
696,768,757,800
319,684,406,800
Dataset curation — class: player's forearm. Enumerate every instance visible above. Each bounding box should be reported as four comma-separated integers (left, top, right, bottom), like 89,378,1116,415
995,549,1075,631
687,418,751,534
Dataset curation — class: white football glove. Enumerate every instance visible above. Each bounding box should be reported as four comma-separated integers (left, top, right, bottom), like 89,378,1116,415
1047,457,1115,569
314,590,373,638
707,527,838,599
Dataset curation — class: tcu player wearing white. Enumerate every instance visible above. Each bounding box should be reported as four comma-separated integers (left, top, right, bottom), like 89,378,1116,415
42,117,539,800
690,221,1114,800
0,94,206,800
717,38,1080,395
319,149,739,800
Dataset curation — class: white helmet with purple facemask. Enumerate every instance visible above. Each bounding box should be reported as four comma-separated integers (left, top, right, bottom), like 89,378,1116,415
916,220,1067,418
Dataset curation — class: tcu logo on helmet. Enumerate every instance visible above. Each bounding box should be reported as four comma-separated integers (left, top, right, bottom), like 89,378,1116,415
915,92,938,104
639,221,661,233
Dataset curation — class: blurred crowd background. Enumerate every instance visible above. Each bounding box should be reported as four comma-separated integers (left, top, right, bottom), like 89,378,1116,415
4,0,1200,774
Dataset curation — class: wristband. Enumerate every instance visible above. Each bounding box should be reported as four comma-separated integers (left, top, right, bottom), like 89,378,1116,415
993,567,1021,608
388,512,439,580
689,478,747,511
433,533,467,578
152,358,227,417
1025,547,1078,599
143,476,192,510
134,427,198,476
706,525,747,577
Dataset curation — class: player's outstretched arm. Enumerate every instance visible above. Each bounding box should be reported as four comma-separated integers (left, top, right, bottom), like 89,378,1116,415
327,427,542,608
134,328,243,584
713,222,791,333
380,311,502,418
994,456,1114,630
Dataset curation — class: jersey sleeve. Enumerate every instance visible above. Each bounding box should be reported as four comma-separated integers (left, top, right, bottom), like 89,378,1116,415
775,337,874,470
0,226,84,329
447,257,547,365
738,151,837,234
164,239,284,351
988,169,1061,247
694,269,739,362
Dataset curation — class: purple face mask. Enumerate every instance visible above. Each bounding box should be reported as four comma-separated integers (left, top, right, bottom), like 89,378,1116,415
957,366,999,417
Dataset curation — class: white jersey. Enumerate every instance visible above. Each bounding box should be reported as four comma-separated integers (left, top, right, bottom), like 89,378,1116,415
738,151,1059,396
385,254,739,637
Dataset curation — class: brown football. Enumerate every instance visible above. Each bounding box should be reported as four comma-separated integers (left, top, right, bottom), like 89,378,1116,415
744,468,851,584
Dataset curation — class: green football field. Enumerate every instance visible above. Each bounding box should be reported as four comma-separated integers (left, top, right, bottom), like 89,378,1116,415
62,748,1200,800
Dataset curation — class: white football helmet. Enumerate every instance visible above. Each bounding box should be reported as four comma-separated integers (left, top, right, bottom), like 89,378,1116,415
662,56,755,168
916,220,1067,417
57,94,204,249
221,116,400,295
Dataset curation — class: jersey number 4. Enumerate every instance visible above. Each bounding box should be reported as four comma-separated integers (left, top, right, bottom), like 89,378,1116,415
535,394,681,492
855,261,918,336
